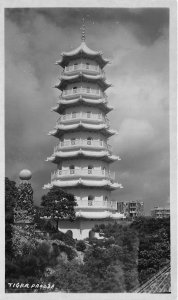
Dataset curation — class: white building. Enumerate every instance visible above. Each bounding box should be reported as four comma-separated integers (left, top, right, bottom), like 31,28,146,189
44,24,124,239
151,206,170,218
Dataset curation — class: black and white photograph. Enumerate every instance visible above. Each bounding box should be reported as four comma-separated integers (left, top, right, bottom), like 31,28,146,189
2,0,177,297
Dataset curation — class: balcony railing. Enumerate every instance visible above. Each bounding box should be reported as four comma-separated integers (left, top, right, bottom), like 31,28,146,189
76,199,117,209
51,168,115,180
57,112,110,125
53,139,112,152
63,63,104,75
62,87,102,98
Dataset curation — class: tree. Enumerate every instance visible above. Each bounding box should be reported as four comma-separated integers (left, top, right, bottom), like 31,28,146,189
76,240,86,252
131,217,170,284
48,261,92,292
40,187,77,231
5,177,18,258
82,243,125,292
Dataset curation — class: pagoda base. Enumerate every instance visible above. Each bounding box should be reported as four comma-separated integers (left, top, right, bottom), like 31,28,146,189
58,217,122,240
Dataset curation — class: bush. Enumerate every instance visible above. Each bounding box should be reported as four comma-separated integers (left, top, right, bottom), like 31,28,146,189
65,230,73,239
76,240,86,252
58,244,76,261
51,231,75,247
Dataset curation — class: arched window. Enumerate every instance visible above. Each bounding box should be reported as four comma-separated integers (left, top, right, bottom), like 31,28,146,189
105,196,108,202
71,138,76,145
72,111,76,118
73,86,77,94
58,165,62,175
66,230,73,238
89,230,95,239
88,165,93,174
69,165,75,174
87,137,92,145
87,111,91,118
88,195,94,206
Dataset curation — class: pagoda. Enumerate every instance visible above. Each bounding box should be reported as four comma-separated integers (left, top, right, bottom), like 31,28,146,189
44,20,124,239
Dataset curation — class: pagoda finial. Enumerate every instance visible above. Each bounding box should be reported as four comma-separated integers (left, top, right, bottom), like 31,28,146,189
81,17,86,42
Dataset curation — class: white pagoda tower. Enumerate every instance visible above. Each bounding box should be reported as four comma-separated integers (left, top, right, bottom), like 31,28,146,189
44,22,124,239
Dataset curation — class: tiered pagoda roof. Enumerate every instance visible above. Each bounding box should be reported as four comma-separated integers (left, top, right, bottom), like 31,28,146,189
46,149,120,163
44,23,124,223
48,122,117,138
51,96,113,114
44,178,122,190
55,73,111,91
55,41,110,69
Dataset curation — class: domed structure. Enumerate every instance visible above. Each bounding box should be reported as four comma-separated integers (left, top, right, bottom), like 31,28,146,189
19,169,32,181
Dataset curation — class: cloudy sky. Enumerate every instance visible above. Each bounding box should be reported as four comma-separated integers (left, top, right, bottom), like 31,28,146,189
5,7,169,214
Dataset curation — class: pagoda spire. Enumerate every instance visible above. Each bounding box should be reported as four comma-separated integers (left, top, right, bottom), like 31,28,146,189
81,17,86,42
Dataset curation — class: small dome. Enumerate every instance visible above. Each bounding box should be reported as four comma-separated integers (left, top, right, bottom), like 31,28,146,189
19,169,32,180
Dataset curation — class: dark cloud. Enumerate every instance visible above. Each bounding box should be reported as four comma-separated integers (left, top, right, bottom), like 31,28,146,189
5,8,169,214
6,8,169,44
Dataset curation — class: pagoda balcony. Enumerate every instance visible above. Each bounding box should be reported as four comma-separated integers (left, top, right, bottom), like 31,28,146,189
62,87,104,99
76,199,117,210
51,169,115,181
57,112,110,125
62,63,105,77
54,139,112,152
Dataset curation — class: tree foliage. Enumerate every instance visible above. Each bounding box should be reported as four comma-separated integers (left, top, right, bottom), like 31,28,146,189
40,187,77,230
131,217,170,284
5,177,18,258
48,261,92,292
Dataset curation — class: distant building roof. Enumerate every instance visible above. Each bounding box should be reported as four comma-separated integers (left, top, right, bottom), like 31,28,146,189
134,263,171,293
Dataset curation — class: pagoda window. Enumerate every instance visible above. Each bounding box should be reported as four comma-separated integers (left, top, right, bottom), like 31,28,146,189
73,86,77,94
72,111,76,118
87,111,91,118
74,63,78,70
71,138,76,145
105,196,108,202
87,86,90,93
102,167,106,175
60,138,64,147
87,137,92,145
69,165,75,174
98,113,102,119
58,166,62,175
100,139,103,146
88,195,94,206
88,165,93,174
86,62,89,70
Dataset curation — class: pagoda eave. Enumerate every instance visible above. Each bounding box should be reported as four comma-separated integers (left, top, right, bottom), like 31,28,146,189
55,74,111,91
47,179,122,190
75,211,125,220
49,125,117,138
51,97,113,114
46,151,120,163
55,42,109,69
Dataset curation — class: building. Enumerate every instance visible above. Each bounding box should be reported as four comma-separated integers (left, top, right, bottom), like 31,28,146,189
44,22,124,239
151,206,170,218
134,262,170,293
117,200,144,218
